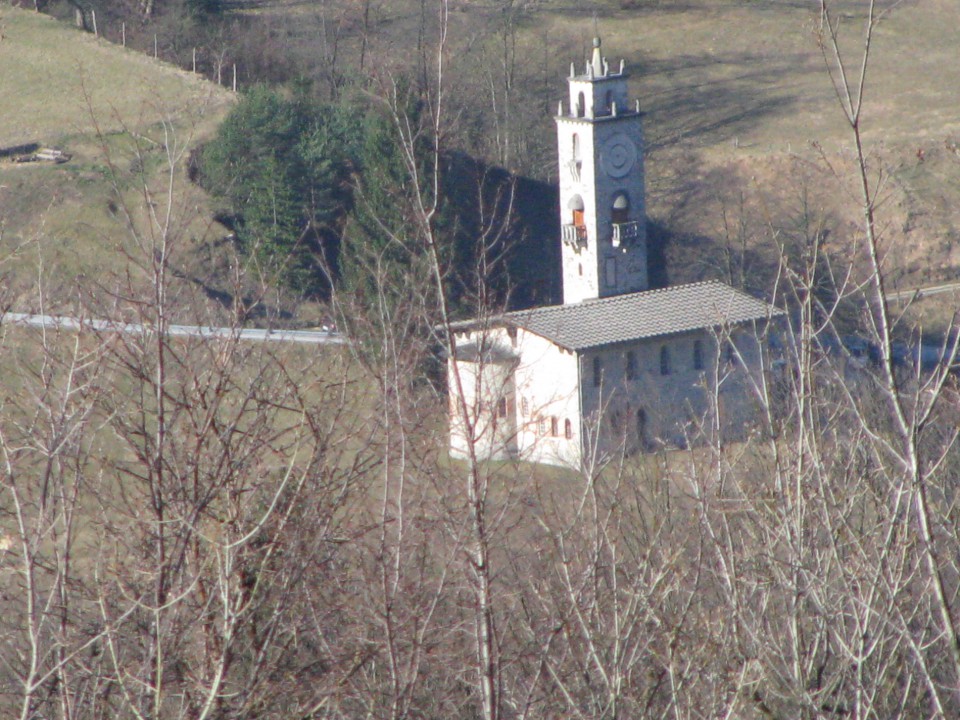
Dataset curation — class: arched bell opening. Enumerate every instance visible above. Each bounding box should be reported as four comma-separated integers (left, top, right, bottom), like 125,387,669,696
611,191,630,224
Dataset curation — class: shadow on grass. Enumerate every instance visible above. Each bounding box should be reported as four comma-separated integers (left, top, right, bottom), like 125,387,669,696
641,50,805,151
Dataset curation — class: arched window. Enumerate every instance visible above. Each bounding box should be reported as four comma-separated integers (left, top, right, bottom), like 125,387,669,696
660,345,671,376
564,419,573,440
576,92,586,118
605,90,614,113
612,192,630,225
570,133,583,181
693,339,704,370
550,417,559,437
593,356,603,387
568,194,585,229
625,350,637,381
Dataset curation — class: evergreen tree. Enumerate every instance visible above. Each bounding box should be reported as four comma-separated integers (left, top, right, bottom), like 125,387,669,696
201,86,353,293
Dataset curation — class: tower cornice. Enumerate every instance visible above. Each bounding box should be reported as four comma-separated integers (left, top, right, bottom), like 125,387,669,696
555,111,643,125
568,71,631,84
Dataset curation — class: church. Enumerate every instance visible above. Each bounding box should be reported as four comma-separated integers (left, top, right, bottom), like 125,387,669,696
447,38,782,468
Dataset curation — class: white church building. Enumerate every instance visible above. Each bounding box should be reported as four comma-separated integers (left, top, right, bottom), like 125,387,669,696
447,38,782,468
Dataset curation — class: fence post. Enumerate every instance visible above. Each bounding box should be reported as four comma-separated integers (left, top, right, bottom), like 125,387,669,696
122,22,126,47
232,64,237,92
193,48,197,73
154,34,158,59
91,9,97,37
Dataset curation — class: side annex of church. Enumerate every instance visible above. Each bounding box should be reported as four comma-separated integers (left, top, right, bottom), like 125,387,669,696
447,38,782,468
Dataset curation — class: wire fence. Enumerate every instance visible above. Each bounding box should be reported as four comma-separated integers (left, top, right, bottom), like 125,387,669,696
76,9,242,92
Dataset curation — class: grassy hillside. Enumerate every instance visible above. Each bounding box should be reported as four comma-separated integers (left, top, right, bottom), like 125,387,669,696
493,0,960,294
0,6,236,315
4,0,960,319
608,0,960,293
211,0,960,299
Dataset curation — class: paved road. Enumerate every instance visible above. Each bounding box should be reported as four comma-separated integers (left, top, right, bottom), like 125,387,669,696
886,281,960,303
2,312,348,346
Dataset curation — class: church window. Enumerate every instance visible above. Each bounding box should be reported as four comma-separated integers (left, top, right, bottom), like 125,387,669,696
576,92,585,118
625,350,637,380
612,192,630,225
497,397,508,418
564,419,573,440
521,397,529,416
693,340,704,370
538,416,546,435
571,134,582,180
660,345,671,375
578,264,583,276
605,258,617,286
605,90,614,114
636,408,647,444
725,341,738,366
568,195,585,233
550,417,559,437
593,356,603,387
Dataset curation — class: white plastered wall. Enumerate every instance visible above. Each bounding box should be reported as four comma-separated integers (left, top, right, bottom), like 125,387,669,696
512,329,582,468
448,330,519,462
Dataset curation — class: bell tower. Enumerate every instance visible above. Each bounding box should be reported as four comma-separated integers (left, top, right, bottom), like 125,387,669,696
555,37,648,304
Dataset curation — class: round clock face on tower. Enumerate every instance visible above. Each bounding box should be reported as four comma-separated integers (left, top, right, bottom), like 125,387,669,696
601,133,637,178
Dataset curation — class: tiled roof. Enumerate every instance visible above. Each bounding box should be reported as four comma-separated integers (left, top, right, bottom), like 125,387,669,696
504,281,781,351
454,341,519,364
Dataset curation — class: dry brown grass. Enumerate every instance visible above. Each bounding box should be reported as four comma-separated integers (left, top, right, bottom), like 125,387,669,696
3,0,960,315
0,7,233,148
0,5,237,312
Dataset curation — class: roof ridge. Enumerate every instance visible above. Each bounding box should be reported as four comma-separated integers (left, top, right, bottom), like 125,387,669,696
503,279,768,323
552,279,727,308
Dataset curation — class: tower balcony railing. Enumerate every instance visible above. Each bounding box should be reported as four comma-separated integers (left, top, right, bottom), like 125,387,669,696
562,224,588,248
611,221,641,248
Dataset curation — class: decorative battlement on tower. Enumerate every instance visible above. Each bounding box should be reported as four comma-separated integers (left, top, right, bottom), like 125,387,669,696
558,37,641,122
555,37,648,305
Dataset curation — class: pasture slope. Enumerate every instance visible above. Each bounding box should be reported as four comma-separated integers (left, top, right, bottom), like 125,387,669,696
3,0,960,317
0,5,234,313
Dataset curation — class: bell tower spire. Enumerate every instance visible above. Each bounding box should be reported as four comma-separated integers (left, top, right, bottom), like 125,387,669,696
555,36,648,304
